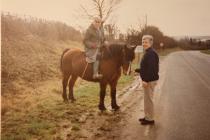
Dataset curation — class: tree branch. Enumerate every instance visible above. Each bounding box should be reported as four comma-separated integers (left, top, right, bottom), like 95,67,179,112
80,5,95,19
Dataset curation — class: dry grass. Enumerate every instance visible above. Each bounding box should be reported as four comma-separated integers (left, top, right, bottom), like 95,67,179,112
1,36,82,95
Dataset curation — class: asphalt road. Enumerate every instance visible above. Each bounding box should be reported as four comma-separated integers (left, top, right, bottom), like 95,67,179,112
111,51,210,140
155,51,210,140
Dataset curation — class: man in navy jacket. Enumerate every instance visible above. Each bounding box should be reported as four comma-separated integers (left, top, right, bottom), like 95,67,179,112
135,35,159,125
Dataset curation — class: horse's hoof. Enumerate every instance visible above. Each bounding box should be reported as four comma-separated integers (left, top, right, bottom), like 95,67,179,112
98,105,107,111
63,99,69,104
70,98,76,103
112,105,120,111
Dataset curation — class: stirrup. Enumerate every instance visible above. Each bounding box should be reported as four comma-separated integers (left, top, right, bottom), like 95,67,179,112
93,74,103,79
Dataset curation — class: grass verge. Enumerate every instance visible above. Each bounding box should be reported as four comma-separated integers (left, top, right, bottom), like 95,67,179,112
1,74,134,140
200,49,210,55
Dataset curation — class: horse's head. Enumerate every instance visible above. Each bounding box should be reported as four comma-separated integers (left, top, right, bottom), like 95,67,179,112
122,44,136,75
102,43,136,75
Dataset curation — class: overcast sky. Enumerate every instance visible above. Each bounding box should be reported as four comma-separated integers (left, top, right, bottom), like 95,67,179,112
2,0,210,36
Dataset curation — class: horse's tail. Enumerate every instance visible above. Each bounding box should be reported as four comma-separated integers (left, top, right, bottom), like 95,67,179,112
60,48,70,71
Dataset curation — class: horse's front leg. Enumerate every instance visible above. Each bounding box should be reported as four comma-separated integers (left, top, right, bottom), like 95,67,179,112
99,82,107,111
110,81,120,111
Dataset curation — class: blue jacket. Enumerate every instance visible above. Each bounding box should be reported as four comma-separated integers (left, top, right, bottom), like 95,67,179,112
139,47,159,82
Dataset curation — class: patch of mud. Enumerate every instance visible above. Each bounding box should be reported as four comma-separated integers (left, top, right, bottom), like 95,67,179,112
65,76,144,140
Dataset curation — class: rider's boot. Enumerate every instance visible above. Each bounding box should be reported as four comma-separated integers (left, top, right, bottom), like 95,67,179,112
93,60,103,79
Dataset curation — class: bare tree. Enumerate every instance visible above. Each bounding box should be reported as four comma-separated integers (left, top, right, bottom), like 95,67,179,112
104,22,119,41
80,0,122,23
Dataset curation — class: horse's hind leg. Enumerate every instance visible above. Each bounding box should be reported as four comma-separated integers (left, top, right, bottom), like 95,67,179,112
99,81,107,111
68,75,78,102
62,72,70,102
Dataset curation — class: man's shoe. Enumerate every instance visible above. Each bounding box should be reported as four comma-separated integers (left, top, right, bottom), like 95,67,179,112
141,119,155,125
139,117,146,122
93,74,103,79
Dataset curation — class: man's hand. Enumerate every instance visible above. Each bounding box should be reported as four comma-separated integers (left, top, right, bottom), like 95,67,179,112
142,81,148,88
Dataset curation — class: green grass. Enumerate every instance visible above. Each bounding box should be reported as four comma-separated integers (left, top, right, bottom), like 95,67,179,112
118,74,135,88
201,49,210,55
1,74,134,140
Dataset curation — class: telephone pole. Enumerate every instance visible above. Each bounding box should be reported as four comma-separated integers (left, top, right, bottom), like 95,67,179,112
145,14,147,28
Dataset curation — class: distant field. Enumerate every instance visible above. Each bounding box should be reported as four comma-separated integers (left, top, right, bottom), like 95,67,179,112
156,47,184,56
201,49,210,55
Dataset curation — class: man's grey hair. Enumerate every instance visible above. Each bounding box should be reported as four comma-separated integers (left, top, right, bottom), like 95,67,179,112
142,35,153,45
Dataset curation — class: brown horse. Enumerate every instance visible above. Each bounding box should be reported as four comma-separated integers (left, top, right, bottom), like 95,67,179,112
60,43,136,111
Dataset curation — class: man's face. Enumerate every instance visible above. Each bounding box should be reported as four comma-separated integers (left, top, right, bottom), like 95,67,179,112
142,39,151,49
93,20,101,29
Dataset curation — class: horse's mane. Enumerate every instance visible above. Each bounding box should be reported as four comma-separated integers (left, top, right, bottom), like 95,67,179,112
103,43,125,59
